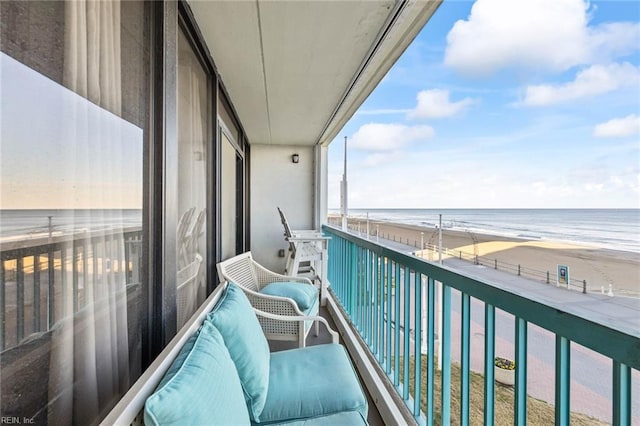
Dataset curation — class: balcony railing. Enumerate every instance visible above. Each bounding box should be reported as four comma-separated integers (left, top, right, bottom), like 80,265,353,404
323,225,638,425
0,228,143,351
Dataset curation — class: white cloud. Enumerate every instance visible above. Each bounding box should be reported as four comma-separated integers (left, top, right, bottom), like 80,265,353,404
407,89,475,119
328,147,640,208
361,151,405,167
521,63,640,106
593,114,640,138
350,123,435,151
444,0,640,76
589,22,640,62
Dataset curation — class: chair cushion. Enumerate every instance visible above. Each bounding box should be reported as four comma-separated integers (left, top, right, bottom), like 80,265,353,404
144,321,250,426
207,283,271,422
260,282,318,311
256,344,368,424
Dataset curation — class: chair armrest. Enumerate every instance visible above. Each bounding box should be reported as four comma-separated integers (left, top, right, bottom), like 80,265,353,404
290,229,324,237
251,260,314,286
254,309,339,344
287,235,330,243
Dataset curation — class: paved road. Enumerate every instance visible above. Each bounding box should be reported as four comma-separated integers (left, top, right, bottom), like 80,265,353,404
370,235,640,424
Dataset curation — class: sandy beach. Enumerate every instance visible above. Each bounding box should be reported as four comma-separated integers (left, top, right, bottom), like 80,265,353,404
333,217,640,298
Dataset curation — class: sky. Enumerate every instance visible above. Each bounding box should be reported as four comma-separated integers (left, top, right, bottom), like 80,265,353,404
0,53,144,209
327,0,640,209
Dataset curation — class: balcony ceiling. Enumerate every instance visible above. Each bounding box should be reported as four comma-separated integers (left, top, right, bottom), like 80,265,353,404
187,0,440,146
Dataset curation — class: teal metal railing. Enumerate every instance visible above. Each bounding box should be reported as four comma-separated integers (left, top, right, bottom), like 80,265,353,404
323,225,638,425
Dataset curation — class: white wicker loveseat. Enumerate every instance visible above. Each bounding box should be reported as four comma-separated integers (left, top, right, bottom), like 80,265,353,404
217,251,320,347
100,283,369,425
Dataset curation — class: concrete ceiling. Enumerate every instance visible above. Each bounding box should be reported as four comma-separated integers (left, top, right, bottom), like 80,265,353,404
188,0,441,146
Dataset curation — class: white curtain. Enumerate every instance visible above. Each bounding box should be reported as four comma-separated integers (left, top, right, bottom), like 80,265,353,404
177,58,206,217
63,0,121,116
176,37,208,328
48,1,129,424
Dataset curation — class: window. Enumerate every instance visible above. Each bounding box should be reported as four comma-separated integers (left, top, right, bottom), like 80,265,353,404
0,1,149,423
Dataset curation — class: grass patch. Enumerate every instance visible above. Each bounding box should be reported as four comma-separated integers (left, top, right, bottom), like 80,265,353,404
395,355,606,425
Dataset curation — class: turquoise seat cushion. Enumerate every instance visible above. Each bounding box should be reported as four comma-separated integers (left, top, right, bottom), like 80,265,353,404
256,344,368,424
207,283,271,422
144,321,250,426
264,411,368,425
260,282,318,311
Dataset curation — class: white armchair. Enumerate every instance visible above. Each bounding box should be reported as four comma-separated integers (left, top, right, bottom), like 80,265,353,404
216,252,328,347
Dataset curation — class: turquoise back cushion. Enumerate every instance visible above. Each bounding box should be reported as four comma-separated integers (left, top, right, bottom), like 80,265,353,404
144,321,250,426
260,281,318,311
206,283,270,422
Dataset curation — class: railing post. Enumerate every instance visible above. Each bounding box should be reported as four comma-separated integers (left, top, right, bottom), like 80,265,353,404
426,277,435,425
402,266,410,401
460,293,471,426
612,361,631,426
385,258,392,375
393,263,401,389
582,280,587,294
48,249,55,327
515,318,528,425
72,243,79,313
555,336,571,425
441,284,452,425
33,255,41,332
413,272,422,419
518,264,521,276
484,304,496,425
17,256,24,344
547,271,550,284
494,259,497,270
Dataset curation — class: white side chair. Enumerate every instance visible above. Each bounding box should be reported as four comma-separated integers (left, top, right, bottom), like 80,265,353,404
217,252,321,348
277,207,330,303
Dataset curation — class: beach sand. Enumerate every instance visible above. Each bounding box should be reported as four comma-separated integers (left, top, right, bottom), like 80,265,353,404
337,217,640,298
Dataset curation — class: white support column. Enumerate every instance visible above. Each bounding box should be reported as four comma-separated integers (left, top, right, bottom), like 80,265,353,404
314,144,328,229
315,144,330,306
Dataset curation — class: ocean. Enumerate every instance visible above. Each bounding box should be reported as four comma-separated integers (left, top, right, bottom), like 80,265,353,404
2,208,639,253
0,209,142,243
330,208,640,253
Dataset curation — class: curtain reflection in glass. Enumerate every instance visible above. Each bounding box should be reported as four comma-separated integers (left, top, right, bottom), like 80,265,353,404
176,31,208,328
0,1,147,424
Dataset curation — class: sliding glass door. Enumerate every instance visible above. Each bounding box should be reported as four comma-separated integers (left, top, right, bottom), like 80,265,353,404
176,29,210,328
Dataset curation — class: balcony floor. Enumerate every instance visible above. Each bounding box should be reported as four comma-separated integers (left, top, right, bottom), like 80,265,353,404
268,307,385,426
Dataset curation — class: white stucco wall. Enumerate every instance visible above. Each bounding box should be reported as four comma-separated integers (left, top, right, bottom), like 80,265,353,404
250,144,315,272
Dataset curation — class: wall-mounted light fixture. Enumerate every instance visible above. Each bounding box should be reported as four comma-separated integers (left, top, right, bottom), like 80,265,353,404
291,154,299,164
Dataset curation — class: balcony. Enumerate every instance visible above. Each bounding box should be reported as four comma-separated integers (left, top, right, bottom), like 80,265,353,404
2,223,639,425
